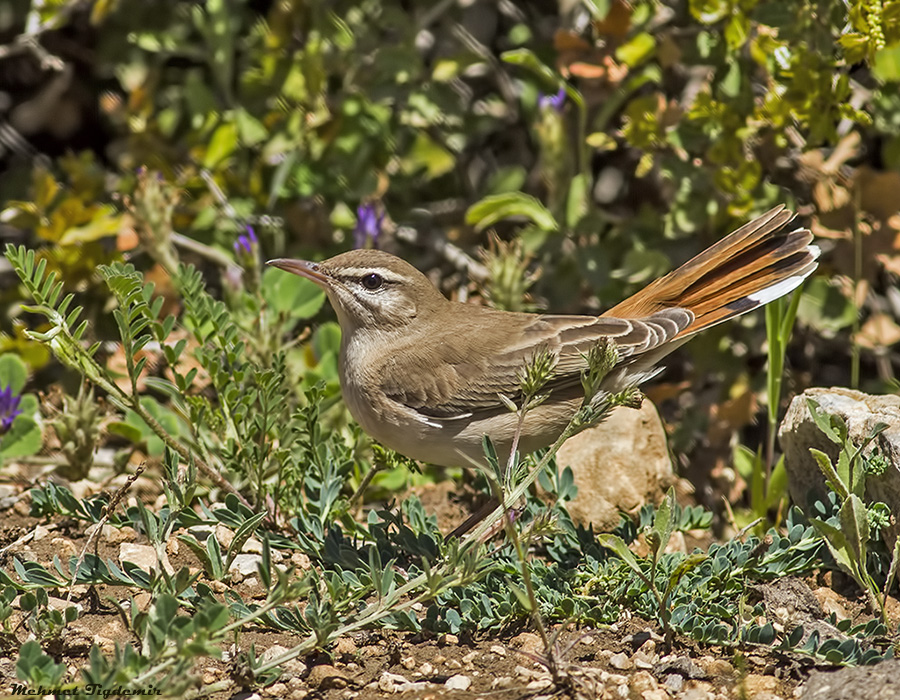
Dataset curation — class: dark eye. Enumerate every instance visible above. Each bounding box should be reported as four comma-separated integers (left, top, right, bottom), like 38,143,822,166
361,273,383,290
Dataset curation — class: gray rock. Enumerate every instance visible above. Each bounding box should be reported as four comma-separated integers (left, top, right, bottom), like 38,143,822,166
801,659,900,699
779,388,900,512
557,401,674,531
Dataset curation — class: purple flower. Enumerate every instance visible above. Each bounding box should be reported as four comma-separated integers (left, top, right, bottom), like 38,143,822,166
233,225,258,256
0,385,22,433
354,203,384,249
538,86,566,113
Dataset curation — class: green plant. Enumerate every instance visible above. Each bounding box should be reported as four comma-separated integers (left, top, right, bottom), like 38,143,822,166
804,398,894,622
597,488,707,646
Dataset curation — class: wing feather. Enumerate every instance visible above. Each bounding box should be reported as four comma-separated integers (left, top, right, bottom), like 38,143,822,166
379,307,693,419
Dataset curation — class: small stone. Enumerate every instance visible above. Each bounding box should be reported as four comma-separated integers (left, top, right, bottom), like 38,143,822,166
446,658,462,669
33,524,51,541
400,655,415,669
525,678,553,692
378,671,409,693
445,674,471,691
700,657,734,677
431,655,446,665
609,652,632,670
333,637,357,656
267,683,287,696
664,673,684,692
291,551,312,570
490,644,507,657
814,587,850,621
629,671,657,694
307,664,349,690
642,691,670,700
742,674,777,695
419,662,434,676
510,632,543,656
633,651,656,669
441,633,459,645
243,537,264,554
492,677,514,689
229,553,263,576
119,543,159,571
462,650,478,664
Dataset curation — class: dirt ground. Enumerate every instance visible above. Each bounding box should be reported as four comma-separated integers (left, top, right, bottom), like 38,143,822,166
0,482,895,700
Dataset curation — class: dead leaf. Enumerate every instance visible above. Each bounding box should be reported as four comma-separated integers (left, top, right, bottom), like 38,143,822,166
855,313,900,349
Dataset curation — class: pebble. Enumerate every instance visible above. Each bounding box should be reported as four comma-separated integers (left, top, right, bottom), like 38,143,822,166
629,670,657,694
609,652,633,670
332,637,357,656
462,650,478,664
266,682,287,696
419,662,434,676
400,655,415,669
445,674,471,691
664,673,684,692
510,632,543,655
743,674,777,695
306,664,349,690
378,671,409,693
490,644,507,657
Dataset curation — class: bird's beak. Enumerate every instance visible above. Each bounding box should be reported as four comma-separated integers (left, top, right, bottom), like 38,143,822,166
266,259,331,288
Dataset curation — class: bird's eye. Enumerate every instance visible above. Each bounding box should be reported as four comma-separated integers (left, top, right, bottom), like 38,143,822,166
361,273,383,290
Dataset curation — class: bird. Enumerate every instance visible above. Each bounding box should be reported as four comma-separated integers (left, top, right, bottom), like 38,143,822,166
268,205,819,469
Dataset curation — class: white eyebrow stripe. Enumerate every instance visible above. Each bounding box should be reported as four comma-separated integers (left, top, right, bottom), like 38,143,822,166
334,267,405,283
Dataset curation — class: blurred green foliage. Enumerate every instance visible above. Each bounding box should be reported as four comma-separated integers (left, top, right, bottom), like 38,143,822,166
1,0,899,506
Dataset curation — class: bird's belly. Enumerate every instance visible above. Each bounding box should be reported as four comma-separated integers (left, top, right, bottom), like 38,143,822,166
341,377,580,468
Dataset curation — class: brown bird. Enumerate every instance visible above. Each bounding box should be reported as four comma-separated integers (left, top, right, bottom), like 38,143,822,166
269,206,818,468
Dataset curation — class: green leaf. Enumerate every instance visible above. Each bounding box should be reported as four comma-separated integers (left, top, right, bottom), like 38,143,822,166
810,448,849,501
501,48,558,84
873,43,900,83
0,414,42,460
16,640,66,686
0,353,28,394
615,33,655,67
565,174,590,229
597,533,643,576
261,266,326,319
235,108,268,146
204,121,239,168
810,518,858,578
650,487,677,560
839,494,870,565
107,420,144,444
466,193,558,232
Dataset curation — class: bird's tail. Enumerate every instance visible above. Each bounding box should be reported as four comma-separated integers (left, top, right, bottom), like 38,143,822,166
604,205,820,338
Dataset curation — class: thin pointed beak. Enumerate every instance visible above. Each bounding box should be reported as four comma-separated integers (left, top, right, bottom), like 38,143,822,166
266,258,331,287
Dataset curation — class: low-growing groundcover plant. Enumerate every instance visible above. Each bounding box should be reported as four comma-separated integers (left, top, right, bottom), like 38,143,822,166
2,0,900,697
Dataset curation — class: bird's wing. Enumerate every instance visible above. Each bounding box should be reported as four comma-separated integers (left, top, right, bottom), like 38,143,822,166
378,308,693,420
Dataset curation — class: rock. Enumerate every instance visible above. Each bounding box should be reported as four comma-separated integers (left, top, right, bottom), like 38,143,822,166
229,553,263,577
780,389,900,513
119,543,174,575
444,674,471,691
813,587,850,621
743,674,777,695
801,659,900,699
510,632,543,656
306,664,349,690
609,652,632,670
557,402,674,531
